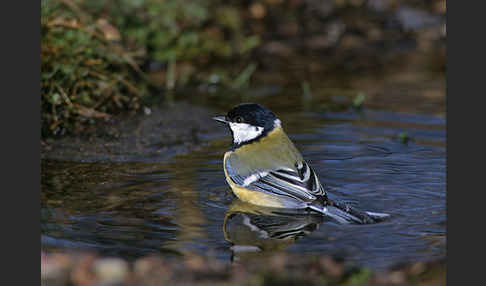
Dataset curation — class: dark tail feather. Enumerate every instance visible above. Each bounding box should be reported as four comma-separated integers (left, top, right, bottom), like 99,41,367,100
308,200,390,224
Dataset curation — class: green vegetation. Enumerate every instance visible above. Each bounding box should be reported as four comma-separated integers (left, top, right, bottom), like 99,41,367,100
343,268,372,286
41,0,259,136
352,92,366,109
41,0,446,137
399,132,411,144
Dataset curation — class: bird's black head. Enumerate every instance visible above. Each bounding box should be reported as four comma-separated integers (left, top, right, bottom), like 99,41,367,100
227,103,277,129
213,103,281,147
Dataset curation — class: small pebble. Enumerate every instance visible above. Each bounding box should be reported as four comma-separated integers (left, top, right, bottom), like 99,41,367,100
94,258,129,284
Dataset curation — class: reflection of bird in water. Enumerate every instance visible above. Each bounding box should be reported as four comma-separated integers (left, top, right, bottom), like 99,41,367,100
224,200,327,262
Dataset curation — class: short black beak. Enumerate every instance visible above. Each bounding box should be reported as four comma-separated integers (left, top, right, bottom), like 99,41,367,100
213,115,229,124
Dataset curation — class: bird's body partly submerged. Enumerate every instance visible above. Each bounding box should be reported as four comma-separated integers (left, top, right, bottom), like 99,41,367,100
214,103,389,224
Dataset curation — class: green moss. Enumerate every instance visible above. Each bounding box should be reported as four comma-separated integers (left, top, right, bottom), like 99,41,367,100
398,132,411,144
343,268,372,286
41,0,260,136
353,92,366,109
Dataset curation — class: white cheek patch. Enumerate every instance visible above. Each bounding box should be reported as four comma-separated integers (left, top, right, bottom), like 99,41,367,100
229,122,264,144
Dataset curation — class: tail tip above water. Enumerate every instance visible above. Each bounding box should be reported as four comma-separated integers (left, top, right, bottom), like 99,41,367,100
308,204,391,224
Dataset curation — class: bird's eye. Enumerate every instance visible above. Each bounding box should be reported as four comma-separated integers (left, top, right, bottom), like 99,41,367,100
235,116,243,123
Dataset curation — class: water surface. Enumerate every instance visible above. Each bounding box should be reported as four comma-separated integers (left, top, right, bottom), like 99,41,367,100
41,101,445,270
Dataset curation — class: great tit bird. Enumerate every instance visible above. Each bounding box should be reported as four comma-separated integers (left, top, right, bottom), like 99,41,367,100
213,103,389,224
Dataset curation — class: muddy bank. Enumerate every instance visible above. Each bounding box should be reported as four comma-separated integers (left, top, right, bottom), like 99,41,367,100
41,251,445,286
41,102,226,163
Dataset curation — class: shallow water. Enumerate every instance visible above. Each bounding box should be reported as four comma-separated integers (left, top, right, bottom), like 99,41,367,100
41,97,445,270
